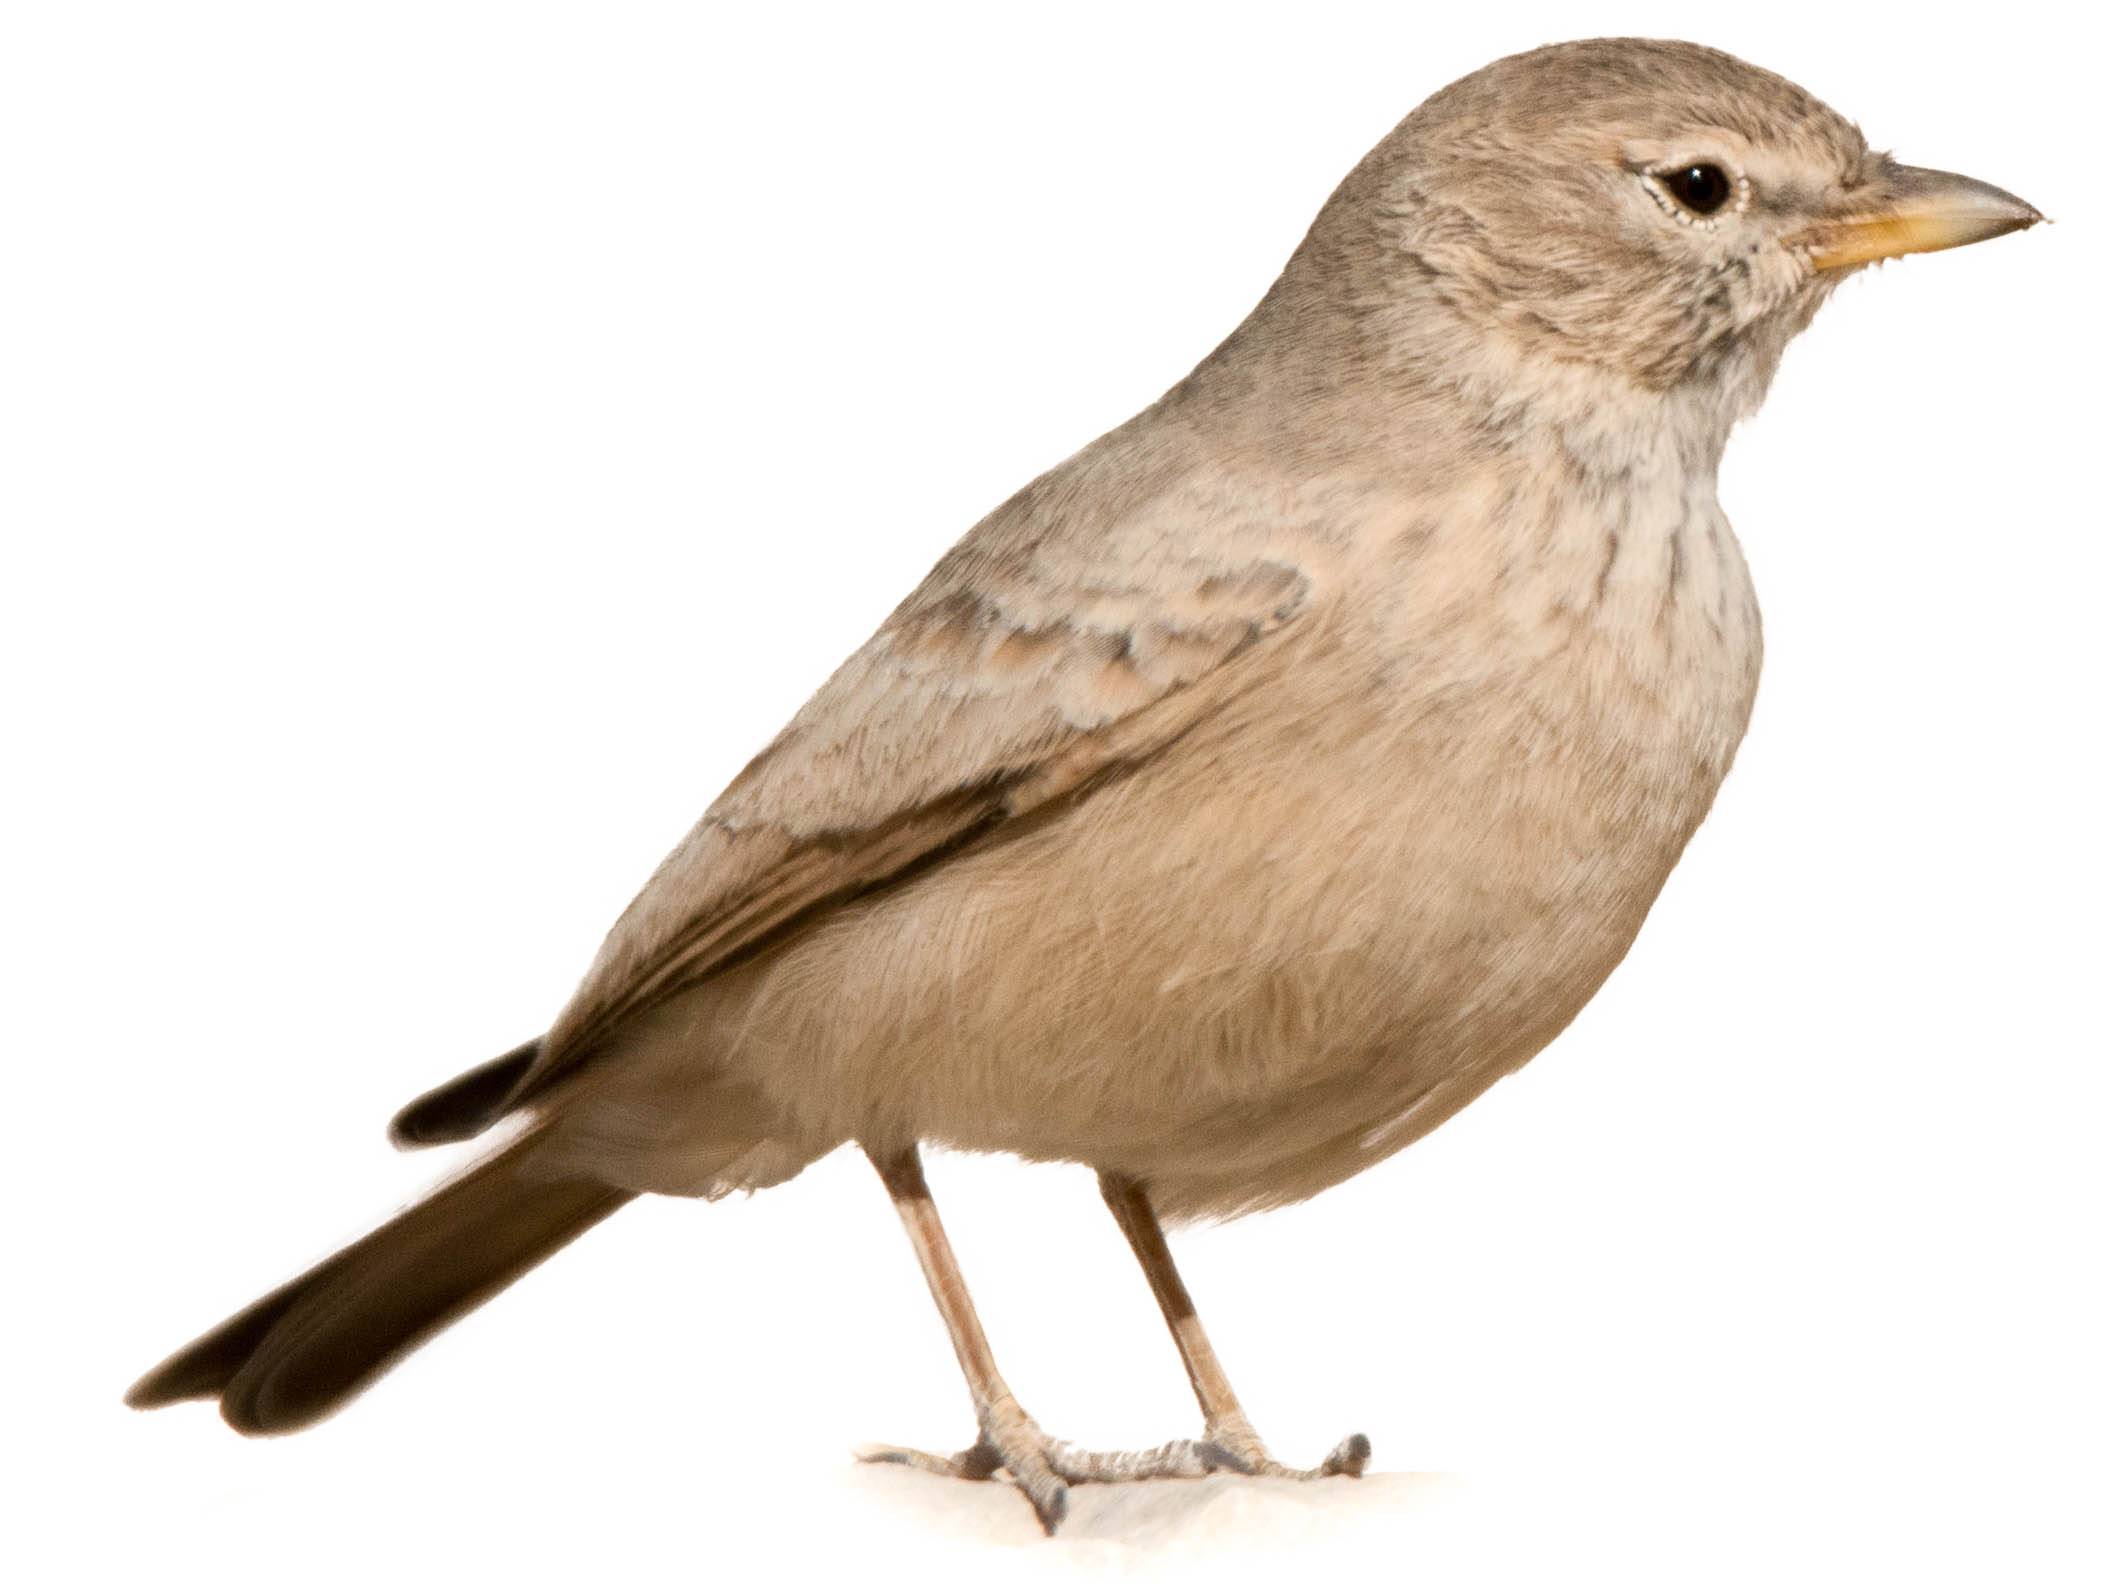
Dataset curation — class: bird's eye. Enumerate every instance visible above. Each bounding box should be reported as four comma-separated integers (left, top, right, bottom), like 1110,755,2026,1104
1661,163,1732,216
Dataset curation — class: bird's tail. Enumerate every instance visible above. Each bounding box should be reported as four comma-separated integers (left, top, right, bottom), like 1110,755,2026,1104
125,1126,633,1434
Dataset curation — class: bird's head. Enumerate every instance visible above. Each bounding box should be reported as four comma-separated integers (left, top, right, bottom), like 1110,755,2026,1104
1299,39,2041,447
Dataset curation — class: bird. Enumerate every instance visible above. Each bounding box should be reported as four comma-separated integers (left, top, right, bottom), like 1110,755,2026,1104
126,37,2043,1534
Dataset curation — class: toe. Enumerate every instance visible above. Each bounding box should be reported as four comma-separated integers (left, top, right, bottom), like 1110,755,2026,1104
854,1436,1004,1481
1044,1436,1223,1482
855,1442,959,1477
1196,1424,1372,1480
994,1439,1070,1531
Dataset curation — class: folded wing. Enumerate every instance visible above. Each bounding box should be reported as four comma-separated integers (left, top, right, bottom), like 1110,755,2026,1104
500,465,1321,1119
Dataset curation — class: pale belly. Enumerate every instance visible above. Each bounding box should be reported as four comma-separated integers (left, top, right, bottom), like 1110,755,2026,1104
575,588,1760,1220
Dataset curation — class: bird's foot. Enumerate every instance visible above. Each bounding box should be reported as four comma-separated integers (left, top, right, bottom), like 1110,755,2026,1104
859,1393,1071,1533
858,1399,1369,1534
1198,1412,1371,1480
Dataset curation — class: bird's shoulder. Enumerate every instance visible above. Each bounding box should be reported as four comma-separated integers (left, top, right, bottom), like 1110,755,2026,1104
715,443,1323,834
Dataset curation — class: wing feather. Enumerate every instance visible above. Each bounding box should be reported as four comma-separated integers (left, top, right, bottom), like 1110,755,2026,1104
508,447,1321,1107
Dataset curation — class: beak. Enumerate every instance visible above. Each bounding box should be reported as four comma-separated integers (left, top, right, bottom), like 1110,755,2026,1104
1790,163,2044,272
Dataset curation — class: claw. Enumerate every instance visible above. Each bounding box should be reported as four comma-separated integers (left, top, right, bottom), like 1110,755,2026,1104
1323,1431,1372,1478
1018,1470,1068,1535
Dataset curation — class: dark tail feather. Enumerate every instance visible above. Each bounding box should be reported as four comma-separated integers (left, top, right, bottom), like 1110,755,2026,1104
125,1129,632,1434
388,1038,542,1149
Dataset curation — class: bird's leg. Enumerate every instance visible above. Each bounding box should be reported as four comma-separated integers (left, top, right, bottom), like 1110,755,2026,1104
860,1145,1262,1531
1098,1170,1370,1480
858,1143,1071,1531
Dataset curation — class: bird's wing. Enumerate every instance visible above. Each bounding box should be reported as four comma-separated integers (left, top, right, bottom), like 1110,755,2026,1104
511,470,1320,1105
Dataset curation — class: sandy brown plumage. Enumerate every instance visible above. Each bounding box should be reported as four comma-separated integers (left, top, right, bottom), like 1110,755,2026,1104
127,38,2040,1527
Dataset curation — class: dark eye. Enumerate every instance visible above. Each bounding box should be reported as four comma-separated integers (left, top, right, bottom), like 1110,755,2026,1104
1661,163,1732,216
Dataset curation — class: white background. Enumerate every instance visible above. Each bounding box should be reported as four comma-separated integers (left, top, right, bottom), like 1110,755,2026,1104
4,2,2109,1582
